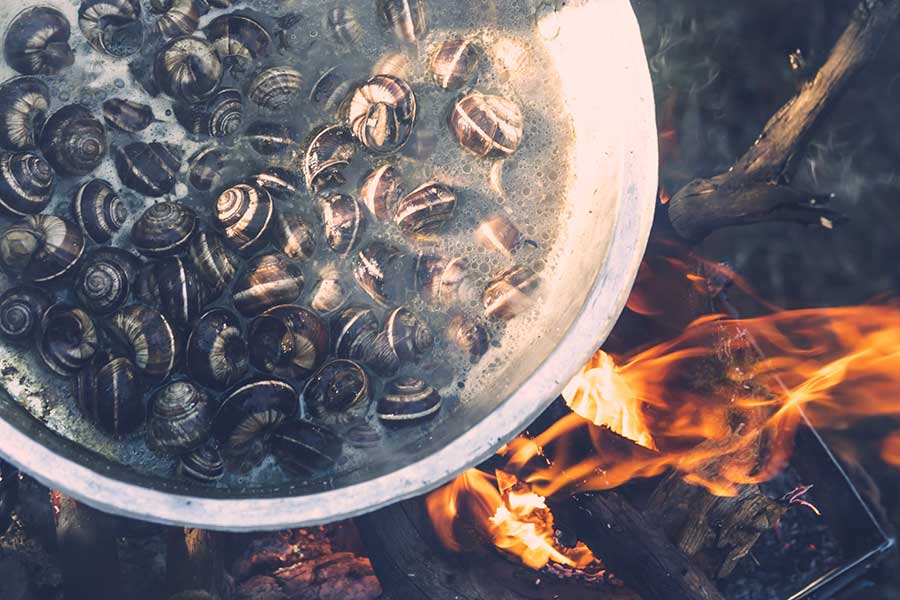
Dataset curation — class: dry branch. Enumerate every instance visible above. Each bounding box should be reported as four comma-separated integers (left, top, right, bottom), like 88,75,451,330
167,528,229,600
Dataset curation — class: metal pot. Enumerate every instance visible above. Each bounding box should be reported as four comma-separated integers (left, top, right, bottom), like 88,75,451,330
0,0,657,530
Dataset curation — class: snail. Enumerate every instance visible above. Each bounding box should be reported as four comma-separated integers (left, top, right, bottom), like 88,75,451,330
309,66,356,114
131,201,198,257
476,213,521,258
214,183,274,253
377,0,427,44
0,151,54,216
372,51,412,80
0,76,50,150
212,378,298,458
483,264,539,320
114,142,181,197
272,212,316,261
102,98,156,133
431,37,480,90
4,6,75,75
448,314,489,361
39,104,107,177
325,5,363,47
394,182,458,236
301,359,371,425
310,265,349,316
187,230,239,297
149,380,214,454
155,0,209,39
248,66,303,112
302,125,357,192
232,254,305,317
377,377,442,425
352,241,410,306
449,92,524,158
347,75,416,155
248,304,329,378
0,285,52,343
415,255,472,306
135,256,210,330
205,14,271,65
188,147,226,192
318,192,365,256
252,166,302,199
177,441,225,484
106,304,178,381
272,421,342,477
37,304,99,376
0,215,85,283
75,354,145,436
384,306,433,363
73,247,141,316
154,36,223,103
174,88,242,138
185,308,248,390
244,121,297,156
78,0,144,58
359,164,403,222
331,306,399,377
71,179,128,244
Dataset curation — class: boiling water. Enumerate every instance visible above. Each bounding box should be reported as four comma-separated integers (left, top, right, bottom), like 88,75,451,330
0,0,576,488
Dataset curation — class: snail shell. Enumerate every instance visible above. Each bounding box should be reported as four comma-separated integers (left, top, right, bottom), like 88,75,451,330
332,307,400,377
377,377,442,424
38,304,99,376
272,212,316,261
301,359,371,425
0,151,54,216
483,264,539,320
175,88,243,138
78,0,144,58
252,166,301,199
232,254,304,317
185,308,248,390
75,354,145,436
135,256,210,330
248,66,303,112
39,104,108,177
347,75,416,156
248,304,329,378
448,314,489,361
0,285,52,343
0,215,85,283
352,241,410,306
155,0,208,39
310,265,349,316
114,142,181,197
214,183,274,253
73,247,141,316
385,306,433,363
205,14,271,64
177,441,224,484
187,230,239,297
431,37,480,90
302,125,357,192
449,92,524,158
325,5,363,47
310,66,357,114
372,52,412,80
272,420,342,476
131,201,198,257
188,147,226,192
72,179,128,244
212,378,298,456
377,0,427,44
394,182,458,236
154,36,223,103
318,192,365,256
106,304,178,381
245,121,296,156
4,7,75,75
415,255,472,306
476,213,521,258
149,380,214,454
359,164,403,222
0,76,50,150
102,98,156,133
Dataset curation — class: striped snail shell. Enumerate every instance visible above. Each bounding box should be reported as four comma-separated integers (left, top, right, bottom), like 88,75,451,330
75,354,145,436
377,377,442,425
214,182,274,253
301,359,371,425
309,66,357,114
372,51,412,80
78,0,144,58
385,306,433,363
415,255,472,306
135,256,210,330
248,304,329,378
483,264,540,320
347,75,417,156
332,306,399,377
73,247,141,316
272,420,342,477
205,14,272,64
154,36,223,103
448,314,489,362
39,104,108,177
476,213,521,258
394,182,458,236
232,253,304,317
4,7,75,75
212,378,298,457
149,380,214,454
185,308,248,390
155,0,209,39
175,88,242,138
131,201,198,257
272,212,316,261
302,125,357,192
102,98,156,133
188,147,226,192
325,5,363,47
0,76,50,150
245,121,297,156
431,37,480,90
0,151,54,216
318,192,365,257
37,304,99,376
177,441,225,484
72,179,128,244
252,166,301,199
310,265,349,316
114,142,181,197
106,304,178,381
187,230,239,297
0,285,52,343
248,66,303,112
377,0,427,44
352,241,410,306
359,164,403,222
0,215,85,283
449,92,524,158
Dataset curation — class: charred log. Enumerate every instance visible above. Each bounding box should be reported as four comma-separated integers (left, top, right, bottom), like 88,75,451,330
167,528,229,600
54,493,123,600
